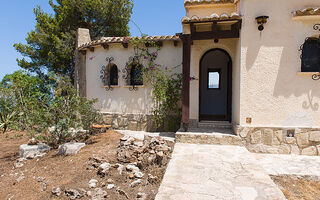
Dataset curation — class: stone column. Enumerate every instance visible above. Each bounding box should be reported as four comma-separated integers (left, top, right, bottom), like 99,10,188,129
74,28,91,97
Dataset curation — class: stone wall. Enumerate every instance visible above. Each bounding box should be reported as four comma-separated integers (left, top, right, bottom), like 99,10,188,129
102,113,155,132
235,127,320,156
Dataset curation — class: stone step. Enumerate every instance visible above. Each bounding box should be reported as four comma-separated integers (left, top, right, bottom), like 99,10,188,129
176,128,244,146
198,121,232,129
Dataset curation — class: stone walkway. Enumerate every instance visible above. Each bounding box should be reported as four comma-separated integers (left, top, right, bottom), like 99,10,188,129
156,143,286,200
254,153,320,177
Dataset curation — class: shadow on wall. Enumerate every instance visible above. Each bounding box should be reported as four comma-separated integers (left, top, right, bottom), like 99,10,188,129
243,18,320,110
95,86,153,114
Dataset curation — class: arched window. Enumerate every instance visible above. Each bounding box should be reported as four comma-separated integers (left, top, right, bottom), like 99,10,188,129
109,64,118,85
301,37,320,72
130,63,143,86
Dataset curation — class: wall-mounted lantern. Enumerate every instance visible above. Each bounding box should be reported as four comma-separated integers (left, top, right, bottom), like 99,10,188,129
255,16,269,31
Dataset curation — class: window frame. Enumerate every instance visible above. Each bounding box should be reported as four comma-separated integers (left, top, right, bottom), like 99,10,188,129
301,37,320,72
109,64,119,86
207,68,221,90
130,63,144,86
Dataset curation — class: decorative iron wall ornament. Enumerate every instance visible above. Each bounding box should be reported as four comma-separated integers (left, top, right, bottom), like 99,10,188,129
314,24,320,31
312,74,320,80
122,55,142,91
100,56,119,91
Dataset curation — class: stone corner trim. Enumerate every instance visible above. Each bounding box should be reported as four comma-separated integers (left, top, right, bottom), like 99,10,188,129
235,127,320,156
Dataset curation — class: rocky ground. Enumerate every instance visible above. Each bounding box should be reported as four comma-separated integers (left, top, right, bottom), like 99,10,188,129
0,130,174,200
271,175,320,200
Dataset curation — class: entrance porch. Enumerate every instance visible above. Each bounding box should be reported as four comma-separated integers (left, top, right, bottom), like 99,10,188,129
179,17,242,131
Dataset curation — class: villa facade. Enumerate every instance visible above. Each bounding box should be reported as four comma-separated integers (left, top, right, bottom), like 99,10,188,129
75,0,320,155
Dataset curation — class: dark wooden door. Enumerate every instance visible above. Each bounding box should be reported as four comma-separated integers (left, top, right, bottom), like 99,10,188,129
199,49,232,121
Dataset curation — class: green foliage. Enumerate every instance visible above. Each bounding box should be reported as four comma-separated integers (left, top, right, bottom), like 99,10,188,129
0,71,101,146
0,85,15,133
37,74,101,146
128,38,182,131
0,71,50,132
14,0,133,80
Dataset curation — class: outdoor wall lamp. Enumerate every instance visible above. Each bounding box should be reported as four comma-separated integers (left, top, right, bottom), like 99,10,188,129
256,16,269,31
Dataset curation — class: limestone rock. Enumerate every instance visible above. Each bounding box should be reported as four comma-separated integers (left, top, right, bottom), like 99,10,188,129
120,136,135,146
106,178,114,184
239,127,253,138
274,130,284,143
285,137,296,144
52,187,62,197
129,121,138,131
98,163,111,176
130,179,141,188
28,138,38,145
263,129,274,146
41,182,47,192
19,144,50,159
250,131,262,144
290,145,300,155
115,164,124,175
134,171,144,179
58,143,85,155
87,188,108,200
14,162,24,168
309,131,320,142
103,115,113,125
301,146,317,156
126,164,140,174
107,184,114,190
296,132,310,148
116,187,129,199
137,192,147,200
112,118,119,129
317,145,320,156
65,188,83,199
148,174,159,184
89,179,98,188
37,177,45,182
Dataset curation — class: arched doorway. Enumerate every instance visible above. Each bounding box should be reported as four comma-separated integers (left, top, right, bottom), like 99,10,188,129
199,49,232,122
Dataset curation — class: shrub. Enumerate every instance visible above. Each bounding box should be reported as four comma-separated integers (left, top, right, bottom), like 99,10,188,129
0,71,50,132
33,74,102,147
0,86,16,133
0,71,101,146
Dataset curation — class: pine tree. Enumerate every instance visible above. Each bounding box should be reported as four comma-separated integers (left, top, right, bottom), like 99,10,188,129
14,0,133,81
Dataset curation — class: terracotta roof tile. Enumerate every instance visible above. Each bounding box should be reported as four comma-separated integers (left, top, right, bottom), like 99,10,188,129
78,35,180,50
184,0,238,6
182,12,241,23
293,7,320,17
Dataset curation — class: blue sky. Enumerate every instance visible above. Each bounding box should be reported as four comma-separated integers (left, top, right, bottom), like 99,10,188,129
0,0,185,79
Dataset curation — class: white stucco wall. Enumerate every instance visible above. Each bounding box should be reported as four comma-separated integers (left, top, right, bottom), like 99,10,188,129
86,41,182,115
239,0,320,128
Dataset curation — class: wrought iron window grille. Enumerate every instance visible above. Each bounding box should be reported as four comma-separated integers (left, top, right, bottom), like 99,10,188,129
122,56,143,91
100,57,120,91
298,24,320,80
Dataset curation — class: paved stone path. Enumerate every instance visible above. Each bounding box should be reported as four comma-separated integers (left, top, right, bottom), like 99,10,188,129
156,143,286,200
254,153,320,177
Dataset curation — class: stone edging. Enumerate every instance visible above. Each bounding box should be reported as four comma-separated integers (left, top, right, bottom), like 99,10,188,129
235,127,320,156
